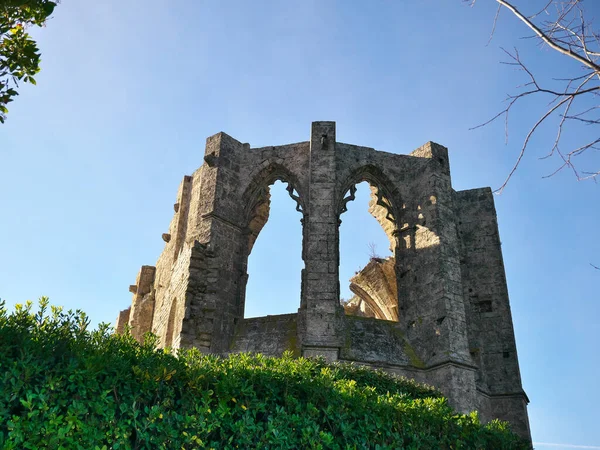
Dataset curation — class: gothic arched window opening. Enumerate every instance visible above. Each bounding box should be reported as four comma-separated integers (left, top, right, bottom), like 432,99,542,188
339,181,399,322
244,180,303,318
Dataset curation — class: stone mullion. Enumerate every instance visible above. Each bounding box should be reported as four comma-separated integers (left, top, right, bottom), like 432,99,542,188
301,122,342,358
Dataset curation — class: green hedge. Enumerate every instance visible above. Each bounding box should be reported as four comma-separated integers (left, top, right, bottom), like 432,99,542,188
0,298,530,449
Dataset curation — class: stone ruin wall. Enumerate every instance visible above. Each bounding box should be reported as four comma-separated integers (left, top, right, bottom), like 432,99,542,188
115,122,531,441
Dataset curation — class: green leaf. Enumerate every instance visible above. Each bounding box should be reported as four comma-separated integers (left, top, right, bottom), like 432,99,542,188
43,2,57,16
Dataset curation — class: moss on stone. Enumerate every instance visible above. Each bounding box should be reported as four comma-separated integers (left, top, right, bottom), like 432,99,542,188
403,342,426,369
285,320,301,357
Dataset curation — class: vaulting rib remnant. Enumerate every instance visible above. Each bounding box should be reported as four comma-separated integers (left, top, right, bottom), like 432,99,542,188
115,122,531,442
344,257,399,321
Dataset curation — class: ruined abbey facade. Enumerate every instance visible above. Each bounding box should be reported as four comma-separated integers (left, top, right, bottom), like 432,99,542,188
115,122,530,440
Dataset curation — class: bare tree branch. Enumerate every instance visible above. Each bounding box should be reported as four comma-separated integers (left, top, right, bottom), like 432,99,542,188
487,4,502,46
468,0,600,191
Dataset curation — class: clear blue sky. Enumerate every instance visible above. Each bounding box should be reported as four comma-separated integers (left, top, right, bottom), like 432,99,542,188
1,1,599,448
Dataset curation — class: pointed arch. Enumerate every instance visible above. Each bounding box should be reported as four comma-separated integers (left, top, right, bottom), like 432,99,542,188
338,165,403,323
242,163,306,254
238,162,306,319
337,164,402,252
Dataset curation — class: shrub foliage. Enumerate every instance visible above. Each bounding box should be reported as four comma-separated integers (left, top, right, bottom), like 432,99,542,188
0,298,530,449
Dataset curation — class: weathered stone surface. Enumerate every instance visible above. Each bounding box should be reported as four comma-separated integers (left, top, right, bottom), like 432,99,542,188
127,265,156,342
345,257,398,321
115,307,130,334
115,122,530,442
229,313,299,356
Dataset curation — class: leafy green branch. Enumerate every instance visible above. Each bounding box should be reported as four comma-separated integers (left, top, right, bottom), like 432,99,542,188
0,0,58,123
